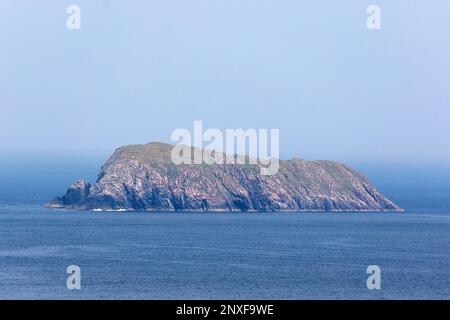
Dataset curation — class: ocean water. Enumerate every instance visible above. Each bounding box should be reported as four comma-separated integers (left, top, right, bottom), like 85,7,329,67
0,160,449,299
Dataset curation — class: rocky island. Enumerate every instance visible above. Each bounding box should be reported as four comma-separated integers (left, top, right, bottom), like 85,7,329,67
46,142,402,212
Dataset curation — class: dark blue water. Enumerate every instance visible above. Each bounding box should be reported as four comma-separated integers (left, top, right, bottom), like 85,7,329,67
0,160,449,299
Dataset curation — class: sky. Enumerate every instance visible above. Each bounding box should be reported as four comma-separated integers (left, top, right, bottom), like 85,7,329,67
1,0,450,165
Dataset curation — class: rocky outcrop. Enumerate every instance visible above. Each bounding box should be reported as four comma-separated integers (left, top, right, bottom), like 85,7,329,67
51,179,91,209
46,142,402,212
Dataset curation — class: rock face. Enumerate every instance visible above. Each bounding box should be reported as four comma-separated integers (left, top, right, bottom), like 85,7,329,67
46,142,402,212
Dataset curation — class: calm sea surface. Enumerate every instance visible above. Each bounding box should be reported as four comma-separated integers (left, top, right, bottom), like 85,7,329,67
0,161,449,299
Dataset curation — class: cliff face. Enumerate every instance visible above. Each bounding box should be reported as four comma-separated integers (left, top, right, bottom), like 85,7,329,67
46,142,402,212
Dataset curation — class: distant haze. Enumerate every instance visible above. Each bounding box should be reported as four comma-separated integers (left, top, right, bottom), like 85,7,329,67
1,1,450,164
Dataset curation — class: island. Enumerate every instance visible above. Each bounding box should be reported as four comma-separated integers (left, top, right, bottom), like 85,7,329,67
45,142,402,212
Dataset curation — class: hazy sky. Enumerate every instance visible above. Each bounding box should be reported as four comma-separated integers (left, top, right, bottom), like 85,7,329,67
1,1,450,164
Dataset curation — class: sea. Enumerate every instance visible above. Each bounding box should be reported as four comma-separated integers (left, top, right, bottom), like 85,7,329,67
0,158,449,299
